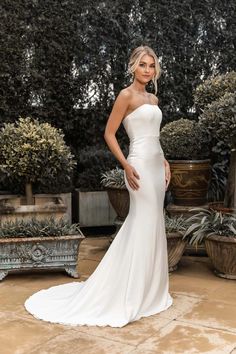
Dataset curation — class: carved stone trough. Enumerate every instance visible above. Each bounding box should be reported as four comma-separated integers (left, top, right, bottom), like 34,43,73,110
0,234,85,281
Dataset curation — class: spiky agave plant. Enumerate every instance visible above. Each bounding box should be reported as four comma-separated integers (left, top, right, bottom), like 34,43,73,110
0,217,83,238
183,208,236,246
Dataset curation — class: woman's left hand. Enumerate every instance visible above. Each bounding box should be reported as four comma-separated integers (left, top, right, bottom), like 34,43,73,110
164,159,171,190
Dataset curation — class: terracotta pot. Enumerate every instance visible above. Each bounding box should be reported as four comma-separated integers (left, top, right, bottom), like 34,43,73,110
205,235,236,279
167,232,187,272
106,188,130,219
169,159,211,206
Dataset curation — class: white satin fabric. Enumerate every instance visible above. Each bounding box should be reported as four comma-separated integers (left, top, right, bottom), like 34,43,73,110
24,103,173,327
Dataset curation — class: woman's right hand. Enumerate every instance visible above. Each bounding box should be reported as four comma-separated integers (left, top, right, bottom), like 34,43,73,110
124,164,140,190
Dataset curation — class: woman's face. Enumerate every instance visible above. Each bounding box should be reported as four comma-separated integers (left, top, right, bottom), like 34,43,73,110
134,54,156,84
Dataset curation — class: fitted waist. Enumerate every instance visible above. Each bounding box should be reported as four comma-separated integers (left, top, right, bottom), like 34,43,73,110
128,136,164,159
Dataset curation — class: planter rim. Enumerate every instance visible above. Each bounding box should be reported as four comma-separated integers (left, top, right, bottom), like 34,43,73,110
168,159,211,163
0,192,71,198
206,234,236,243
0,234,85,243
166,231,185,238
208,202,236,214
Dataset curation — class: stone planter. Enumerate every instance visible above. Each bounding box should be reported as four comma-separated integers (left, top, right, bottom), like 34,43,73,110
167,232,187,272
106,188,130,220
73,190,116,226
169,159,211,206
0,193,72,223
205,235,236,280
0,234,85,281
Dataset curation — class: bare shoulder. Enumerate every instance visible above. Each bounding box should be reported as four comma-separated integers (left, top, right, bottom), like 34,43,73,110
118,87,133,100
149,93,159,105
114,88,133,109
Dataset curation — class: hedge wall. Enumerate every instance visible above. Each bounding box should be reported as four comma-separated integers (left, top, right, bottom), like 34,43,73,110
1,0,235,190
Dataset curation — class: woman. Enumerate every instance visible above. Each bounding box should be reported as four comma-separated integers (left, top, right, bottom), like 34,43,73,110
24,45,173,328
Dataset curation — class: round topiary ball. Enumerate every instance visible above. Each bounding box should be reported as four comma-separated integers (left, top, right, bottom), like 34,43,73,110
160,118,211,160
194,71,236,111
0,117,76,192
199,91,236,150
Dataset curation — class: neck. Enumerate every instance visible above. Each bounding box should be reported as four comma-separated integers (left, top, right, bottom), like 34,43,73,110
131,78,146,93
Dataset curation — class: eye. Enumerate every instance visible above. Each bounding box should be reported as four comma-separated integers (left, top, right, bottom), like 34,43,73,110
139,63,145,67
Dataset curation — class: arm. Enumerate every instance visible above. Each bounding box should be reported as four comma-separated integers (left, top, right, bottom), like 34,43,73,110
104,90,130,169
104,90,140,190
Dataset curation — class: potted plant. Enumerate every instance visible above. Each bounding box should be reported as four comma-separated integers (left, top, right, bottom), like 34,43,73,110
0,217,85,281
160,118,212,206
198,92,236,211
165,213,187,271
0,117,75,222
183,208,236,279
101,167,129,220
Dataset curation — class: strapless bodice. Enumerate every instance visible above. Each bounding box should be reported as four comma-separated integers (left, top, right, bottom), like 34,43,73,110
122,103,164,159
122,103,162,139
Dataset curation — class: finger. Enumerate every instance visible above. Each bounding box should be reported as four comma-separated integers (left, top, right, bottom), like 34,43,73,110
131,178,140,189
129,179,139,190
130,182,137,191
133,169,140,179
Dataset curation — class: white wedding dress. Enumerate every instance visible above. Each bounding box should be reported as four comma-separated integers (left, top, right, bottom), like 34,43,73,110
24,103,173,327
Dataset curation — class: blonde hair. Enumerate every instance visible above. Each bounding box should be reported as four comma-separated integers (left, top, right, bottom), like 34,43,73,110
128,45,161,94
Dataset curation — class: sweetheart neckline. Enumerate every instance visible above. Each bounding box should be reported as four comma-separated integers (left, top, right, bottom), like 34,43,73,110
123,103,159,123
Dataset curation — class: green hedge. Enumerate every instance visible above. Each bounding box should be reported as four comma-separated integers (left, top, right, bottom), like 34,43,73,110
1,0,235,190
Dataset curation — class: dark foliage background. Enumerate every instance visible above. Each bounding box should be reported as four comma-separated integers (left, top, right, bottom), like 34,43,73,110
0,0,235,190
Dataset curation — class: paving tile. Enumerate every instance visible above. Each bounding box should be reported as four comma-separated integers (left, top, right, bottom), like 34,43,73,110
157,293,201,321
205,281,236,305
179,299,236,334
0,279,77,318
28,330,136,354
170,256,224,284
77,259,101,279
1,272,75,290
133,321,236,354
78,237,110,261
0,317,71,354
68,313,171,346
0,237,236,354
169,272,224,298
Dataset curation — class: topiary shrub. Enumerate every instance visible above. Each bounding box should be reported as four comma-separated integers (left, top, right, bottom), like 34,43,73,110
199,92,236,151
199,91,236,208
0,117,76,203
160,118,211,160
194,71,236,111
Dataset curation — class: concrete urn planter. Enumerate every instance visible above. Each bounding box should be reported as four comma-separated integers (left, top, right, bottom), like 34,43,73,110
0,234,85,281
0,193,72,224
167,232,187,272
205,235,236,279
106,188,130,220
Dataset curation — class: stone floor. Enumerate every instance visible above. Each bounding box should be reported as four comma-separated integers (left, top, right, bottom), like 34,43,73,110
0,236,236,354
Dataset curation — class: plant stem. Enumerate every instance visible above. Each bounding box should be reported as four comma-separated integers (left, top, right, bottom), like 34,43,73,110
25,183,34,205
